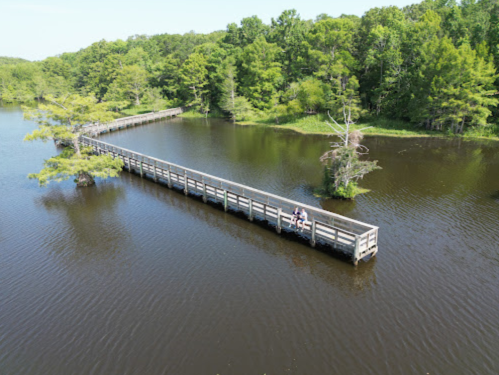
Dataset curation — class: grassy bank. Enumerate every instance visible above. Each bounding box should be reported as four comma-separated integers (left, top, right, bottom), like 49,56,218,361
119,105,499,141
237,113,499,140
178,108,223,119
120,103,172,116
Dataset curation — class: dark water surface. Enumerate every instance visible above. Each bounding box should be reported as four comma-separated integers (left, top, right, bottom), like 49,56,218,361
1,106,499,374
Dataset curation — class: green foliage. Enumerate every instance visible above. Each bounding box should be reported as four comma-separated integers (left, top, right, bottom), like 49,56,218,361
28,147,123,187
321,147,380,199
240,36,282,110
322,167,360,199
143,87,168,112
115,65,148,106
296,78,325,112
218,61,255,120
0,56,29,66
23,94,124,187
3,3,499,138
23,94,116,136
180,52,209,109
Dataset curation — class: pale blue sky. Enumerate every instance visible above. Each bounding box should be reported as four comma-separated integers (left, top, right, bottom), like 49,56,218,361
0,0,419,61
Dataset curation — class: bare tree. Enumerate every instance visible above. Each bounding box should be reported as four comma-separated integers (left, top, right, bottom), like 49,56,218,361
320,78,380,198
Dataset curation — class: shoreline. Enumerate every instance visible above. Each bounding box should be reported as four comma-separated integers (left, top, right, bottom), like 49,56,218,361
235,119,499,142
176,110,499,141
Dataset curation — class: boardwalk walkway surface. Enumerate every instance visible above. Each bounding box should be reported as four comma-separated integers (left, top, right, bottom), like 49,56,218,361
83,107,184,137
81,109,379,265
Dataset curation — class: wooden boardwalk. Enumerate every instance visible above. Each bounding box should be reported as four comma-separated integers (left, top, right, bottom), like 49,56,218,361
81,133,379,265
82,107,184,137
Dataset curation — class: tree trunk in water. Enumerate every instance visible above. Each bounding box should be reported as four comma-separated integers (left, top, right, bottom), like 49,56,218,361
76,172,95,187
73,137,81,157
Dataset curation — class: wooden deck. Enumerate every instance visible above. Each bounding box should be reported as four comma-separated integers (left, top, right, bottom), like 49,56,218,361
82,107,184,137
81,135,379,265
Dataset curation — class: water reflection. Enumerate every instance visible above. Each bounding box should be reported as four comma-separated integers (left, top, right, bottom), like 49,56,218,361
4,104,499,375
129,174,378,295
37,181,129,261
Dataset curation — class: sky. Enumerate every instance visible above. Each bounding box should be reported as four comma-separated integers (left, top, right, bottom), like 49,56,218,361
0,0,420,61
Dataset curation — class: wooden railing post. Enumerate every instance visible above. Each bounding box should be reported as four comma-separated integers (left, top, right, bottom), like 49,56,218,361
276,208,282,234
310,220,316,247
153,161,157,182
202,177,207,203
184,171,188,195
353,235,360,266
127,157,132,171
167,166,172,188
248,199,253,221
224,190,228,211
139,161,144,178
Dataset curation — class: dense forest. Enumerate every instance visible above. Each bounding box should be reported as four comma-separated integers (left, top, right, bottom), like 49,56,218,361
2,0,499,136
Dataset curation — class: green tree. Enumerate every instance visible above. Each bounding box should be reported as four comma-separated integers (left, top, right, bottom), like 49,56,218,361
23,94,123,187
180,52,209,109
269,9,310,83
305,17,358,82
240,36,282,110
115,65,148,106
296,78,325,113
409,36,498,133
149,56,182,100
144,87,167,112
219,61,254,120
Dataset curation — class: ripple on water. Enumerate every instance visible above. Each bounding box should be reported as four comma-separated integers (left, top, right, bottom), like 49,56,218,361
2,111,499,374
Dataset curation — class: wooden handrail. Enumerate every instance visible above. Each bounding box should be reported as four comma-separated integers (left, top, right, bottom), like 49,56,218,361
82,135,378,234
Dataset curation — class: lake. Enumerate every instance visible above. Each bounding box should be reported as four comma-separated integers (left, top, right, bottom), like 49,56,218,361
1,105,499,374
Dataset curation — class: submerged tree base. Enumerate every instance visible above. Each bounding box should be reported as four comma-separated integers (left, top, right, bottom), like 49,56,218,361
75,172,95,187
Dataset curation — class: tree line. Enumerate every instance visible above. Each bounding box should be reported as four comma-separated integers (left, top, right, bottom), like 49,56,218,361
2,0,499,135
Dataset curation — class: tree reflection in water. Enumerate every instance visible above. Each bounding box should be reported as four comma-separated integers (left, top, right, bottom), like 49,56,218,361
37,181,130,262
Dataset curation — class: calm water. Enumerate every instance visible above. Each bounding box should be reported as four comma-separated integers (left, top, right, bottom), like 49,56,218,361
1,105,499,374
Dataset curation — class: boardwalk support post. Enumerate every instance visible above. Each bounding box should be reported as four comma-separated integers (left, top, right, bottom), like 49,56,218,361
224,190,228,211
372,230,379,257
202,178,207,203
276,208,282,234
167,167,172,188
184,171,188,195
248,199,253,221
310,220,316,247
353,235,360,266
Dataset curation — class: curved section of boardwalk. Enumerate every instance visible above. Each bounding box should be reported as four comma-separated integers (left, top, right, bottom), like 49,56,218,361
81,135,379,265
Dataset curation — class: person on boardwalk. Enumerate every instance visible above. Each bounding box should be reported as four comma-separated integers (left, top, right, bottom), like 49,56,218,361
289,207,300,228
297,208,308,231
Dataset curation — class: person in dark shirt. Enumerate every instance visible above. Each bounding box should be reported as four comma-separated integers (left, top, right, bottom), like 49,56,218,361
289,207,300,228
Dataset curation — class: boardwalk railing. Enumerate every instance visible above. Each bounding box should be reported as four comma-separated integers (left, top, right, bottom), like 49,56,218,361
83,107,185,137
81,136,379,265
